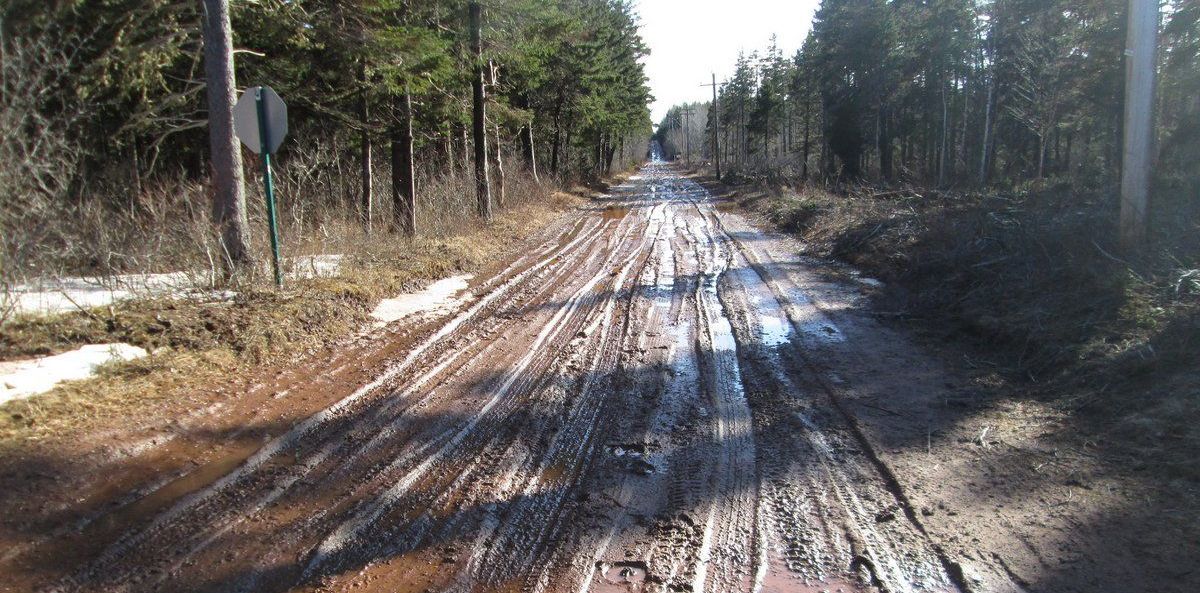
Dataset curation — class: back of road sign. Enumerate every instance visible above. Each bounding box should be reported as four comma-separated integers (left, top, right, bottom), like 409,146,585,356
234,86,288,154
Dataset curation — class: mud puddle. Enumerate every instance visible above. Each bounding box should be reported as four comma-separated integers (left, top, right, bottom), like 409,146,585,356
2,162,998,593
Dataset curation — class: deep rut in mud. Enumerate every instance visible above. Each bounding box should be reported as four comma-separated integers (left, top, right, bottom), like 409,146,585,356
5,164,970,593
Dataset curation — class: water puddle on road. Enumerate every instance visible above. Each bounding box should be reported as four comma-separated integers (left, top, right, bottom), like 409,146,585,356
731,267,794,348
595,561,648,592
83,437,265,539
760,315,792,347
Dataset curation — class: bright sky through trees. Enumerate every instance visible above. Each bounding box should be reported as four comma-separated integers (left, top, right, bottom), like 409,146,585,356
636,0,820,123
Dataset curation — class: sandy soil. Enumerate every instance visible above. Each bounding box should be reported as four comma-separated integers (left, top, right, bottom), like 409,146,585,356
0,163,1191,593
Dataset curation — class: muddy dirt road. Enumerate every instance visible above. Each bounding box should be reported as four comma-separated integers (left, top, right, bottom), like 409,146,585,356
3,164,1031,593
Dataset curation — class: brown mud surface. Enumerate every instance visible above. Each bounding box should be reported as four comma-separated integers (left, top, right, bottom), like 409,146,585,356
1,164,1193,593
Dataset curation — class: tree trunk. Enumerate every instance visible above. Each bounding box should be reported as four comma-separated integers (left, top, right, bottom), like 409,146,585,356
1037,131,1046,179
492,123,506,208
1065,131,1074,173
563,125,572,176
802,99,810,181
878,103,892,182
958,75,969,175
603,133,616,174
551,122,561,175
469,2,491,220
979,54,996,185
392,89,416,236
763,112,769,166
129,140,143,200
359,63,373,234
201,0,251,270
550,88,564,175
443,122,454,177
515,94,539,181
938,85,948,187
460,125,469,173
521,123,538,182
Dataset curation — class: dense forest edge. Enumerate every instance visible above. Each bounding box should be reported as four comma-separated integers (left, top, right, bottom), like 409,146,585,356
1,0,652,284
656,0,1198,479
0,0,652,440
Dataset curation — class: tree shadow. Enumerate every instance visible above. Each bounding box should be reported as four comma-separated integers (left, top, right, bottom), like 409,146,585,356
2,186,1195,593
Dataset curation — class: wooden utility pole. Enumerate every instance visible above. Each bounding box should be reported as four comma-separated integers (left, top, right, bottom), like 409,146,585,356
680,105,694,166
392,85,416,235
201,0,252,269
1120,0,1158,249
702,73,721,179
469,1,492,221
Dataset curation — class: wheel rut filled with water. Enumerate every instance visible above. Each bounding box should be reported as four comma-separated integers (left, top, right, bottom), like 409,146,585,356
4,164,991,593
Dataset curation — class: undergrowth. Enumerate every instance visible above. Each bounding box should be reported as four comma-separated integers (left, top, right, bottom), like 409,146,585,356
726,173,1200,479
0,191,581,446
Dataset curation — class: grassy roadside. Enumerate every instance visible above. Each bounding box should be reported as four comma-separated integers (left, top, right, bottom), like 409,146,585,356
702,172,1199,479
0,188,586,448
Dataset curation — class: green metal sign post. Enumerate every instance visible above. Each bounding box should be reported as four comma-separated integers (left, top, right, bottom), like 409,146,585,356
255,89,283,287
233,85,288,288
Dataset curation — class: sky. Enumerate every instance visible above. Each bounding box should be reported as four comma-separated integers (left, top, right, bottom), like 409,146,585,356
635,0,822,124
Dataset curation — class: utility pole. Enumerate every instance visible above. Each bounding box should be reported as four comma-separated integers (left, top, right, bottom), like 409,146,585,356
201,0,252,271
469,1,492,221
701,74,721,179
1120,0,1158,249
680,105,694,167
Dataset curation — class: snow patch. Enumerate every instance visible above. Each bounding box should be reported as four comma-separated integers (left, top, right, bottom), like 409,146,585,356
291,254,343,278
11,273,207,317
370,275,473,325
0,343,149,404
9,254,346,318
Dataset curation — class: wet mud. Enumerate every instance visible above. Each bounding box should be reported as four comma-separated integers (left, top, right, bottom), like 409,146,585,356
1,164,1028,593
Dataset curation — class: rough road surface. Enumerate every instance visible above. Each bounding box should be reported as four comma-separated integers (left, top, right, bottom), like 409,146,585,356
3,164,1031,593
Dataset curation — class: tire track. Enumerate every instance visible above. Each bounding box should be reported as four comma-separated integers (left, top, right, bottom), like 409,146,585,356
35,162,980,593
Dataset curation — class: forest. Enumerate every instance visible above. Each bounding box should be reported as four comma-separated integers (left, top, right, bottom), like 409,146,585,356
0,0,652,283
657,0,1198,194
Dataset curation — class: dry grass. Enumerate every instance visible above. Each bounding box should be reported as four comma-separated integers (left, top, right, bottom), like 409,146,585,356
0,182,580,448
725,174,1200,479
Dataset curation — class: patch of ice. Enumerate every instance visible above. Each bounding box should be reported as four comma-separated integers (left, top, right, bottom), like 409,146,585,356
760,315,792,347
858,277,884,288
370,274,473,325
0,343,149,405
